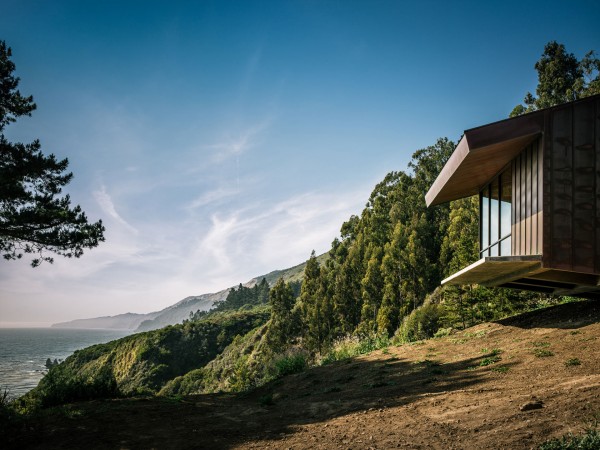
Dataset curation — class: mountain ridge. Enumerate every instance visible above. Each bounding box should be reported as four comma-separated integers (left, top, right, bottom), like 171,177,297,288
52,253,327,332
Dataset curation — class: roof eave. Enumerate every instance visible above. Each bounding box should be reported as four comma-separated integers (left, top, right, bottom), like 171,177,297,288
426,109,545,207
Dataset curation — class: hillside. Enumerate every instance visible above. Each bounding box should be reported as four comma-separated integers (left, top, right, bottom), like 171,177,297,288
134,292,229,332
8,299,600,449
21,308,271,408
52,254,325,332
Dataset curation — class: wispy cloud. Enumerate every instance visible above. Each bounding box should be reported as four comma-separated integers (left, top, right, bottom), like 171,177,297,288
189,185,370,285
93,185,138,234
208,119,272,163
0,179,372,324
185,187,240,210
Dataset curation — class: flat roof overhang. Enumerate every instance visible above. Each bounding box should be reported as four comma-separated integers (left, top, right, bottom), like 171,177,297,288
426,94,600,207
425,109,545,207
443,256,600,298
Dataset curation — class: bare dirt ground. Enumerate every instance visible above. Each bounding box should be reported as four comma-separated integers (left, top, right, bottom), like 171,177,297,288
9,300,600,449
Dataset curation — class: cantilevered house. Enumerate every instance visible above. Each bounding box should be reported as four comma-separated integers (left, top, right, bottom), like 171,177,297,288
425,94,600,298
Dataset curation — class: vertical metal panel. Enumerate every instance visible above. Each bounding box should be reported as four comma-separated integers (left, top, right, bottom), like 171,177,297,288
512,159,517,255
572,100,595,272
532,141,538,254
542,111,553,268
532,143,536,253
541,99,599,274
528,145,532,253
510,139,542,257
550,107,573,270
537,138,543,254
519,150,527,255
595,97,600,274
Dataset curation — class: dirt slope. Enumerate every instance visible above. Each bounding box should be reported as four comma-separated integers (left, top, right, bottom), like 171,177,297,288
11,300,600,449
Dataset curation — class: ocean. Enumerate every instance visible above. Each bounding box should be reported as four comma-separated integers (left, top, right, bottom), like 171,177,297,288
0,328,131,398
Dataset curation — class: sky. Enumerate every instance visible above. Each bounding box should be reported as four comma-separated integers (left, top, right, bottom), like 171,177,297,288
1,0,598,326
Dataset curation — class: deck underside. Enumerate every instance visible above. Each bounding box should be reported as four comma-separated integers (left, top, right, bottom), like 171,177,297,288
442,256,600,298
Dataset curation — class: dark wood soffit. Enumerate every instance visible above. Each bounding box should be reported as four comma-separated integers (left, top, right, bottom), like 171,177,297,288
426,113,544,206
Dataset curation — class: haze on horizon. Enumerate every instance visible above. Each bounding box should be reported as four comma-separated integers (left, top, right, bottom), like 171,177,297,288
1,0,598,326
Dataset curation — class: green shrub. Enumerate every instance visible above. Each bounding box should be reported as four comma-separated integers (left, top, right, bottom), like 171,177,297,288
321,333,390,365
274,353,307,377
539,428,600,449
434,327,453,338
227,355,254,392
0,386,14,429
393,303,445,344
356,333,390,354
480,356,501,366
31,365,120,408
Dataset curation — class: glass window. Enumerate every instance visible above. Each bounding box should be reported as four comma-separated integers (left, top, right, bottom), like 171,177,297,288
500,236,511,256
500,166,512,240
480,166,512,258
490,179,499,244
481,188,489,254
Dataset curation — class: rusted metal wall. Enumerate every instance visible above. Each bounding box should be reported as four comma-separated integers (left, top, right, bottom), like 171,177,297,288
511,137,543,256
542,96,599,274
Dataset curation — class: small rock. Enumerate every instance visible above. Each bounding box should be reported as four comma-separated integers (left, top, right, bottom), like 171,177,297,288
520,400,544,411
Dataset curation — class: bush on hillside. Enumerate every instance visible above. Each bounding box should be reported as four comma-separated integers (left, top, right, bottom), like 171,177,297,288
274,351,308,377
393,303,445,344
539,428,600,449
321,333,390,365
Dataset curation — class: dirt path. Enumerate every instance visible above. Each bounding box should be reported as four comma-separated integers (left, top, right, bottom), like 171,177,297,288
10,300,600,449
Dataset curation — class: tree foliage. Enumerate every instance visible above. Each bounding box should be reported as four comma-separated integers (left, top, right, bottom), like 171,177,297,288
267,278,298,352
0,41,104,266
510,41,600,117
187,278,271,322
290,138,455,352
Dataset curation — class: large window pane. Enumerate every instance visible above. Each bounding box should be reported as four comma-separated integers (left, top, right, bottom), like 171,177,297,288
490,179,499,244
480,166,513,259
481,189,489,254
500,236,511,256
500,167,512,240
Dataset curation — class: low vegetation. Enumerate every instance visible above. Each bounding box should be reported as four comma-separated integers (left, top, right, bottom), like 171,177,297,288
539,428,600,450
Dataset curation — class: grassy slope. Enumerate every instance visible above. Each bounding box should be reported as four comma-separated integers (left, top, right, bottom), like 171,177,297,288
21,307,270,408
159,323,273,395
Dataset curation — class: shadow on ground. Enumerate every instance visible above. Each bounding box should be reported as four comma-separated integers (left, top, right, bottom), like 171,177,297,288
495,298,600,330
8,351,494,450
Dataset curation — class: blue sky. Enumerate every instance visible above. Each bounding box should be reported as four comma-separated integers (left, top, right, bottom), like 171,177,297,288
1,0,598,325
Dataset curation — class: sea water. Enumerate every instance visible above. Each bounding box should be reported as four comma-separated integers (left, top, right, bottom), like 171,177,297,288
0,328,131,398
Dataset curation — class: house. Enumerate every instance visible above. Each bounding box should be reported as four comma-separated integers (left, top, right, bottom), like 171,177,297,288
425,94,600,298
